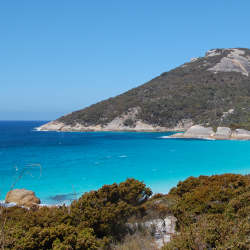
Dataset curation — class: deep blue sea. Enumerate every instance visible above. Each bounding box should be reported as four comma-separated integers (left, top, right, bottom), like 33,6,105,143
1,121,250,205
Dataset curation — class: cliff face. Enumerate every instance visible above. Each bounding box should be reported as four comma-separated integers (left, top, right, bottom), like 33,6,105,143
40,48,250,132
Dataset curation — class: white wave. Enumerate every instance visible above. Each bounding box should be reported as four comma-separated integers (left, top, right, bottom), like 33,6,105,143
0,201,17,207
95,162,99,164
34,127,48,131
38,203,60,207
119,155,127,157
158,136,170,139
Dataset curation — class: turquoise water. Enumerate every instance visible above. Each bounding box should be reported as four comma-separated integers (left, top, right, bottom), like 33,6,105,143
1,121,250,205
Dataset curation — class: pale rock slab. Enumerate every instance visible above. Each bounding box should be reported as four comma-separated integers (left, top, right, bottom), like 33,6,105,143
212,127,232,140
231,129,250,140
205,49,223,57
170,125,214,138
208,49,250,76
39,121,64,131
191,57,198,62
17,195,41,206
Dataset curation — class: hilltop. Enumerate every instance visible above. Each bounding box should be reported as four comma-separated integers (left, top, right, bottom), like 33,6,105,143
39,48,250,132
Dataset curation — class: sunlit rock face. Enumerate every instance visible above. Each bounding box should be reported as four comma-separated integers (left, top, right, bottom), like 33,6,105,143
207,49,250,76
5,188,41,207
170,125,250,140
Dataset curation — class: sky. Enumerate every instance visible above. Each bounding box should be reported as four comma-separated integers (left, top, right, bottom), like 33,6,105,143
1,0,250,120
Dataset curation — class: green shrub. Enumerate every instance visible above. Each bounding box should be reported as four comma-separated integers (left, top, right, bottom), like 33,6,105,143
1,178,152,249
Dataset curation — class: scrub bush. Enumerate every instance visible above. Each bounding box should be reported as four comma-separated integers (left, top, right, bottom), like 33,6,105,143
163,173,250,249
0,178,153,249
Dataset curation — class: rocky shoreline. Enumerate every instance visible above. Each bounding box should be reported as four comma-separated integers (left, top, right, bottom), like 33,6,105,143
37,121,250,140
169,125,250,140
37,118,194,132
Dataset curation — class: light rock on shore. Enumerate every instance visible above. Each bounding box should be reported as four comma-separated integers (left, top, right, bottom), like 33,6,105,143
170,125,214,138
213,127,232,140
170,125,250,140
5,189,41,207
38,110,194,132
231,129,250,140
38,119,250,140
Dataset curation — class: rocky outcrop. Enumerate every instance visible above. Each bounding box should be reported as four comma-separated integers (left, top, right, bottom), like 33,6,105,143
170,125,250,140
190,57,198,62
170,125,214,138
208,49,250,76
231,129,250,140
17,195,41,207
205,49,222,57
212,127,232,140
5,189,40,207
38,108,194,132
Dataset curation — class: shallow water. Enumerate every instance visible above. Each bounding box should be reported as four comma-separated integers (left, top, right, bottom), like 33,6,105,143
1,121,250,205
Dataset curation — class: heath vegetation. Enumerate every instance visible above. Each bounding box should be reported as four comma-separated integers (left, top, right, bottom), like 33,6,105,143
3,173,250,249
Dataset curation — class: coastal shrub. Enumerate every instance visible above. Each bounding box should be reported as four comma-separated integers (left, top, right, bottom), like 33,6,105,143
123,118,134,127
70,178,152,238
1,178,153,249
5,173,250,249
4,225,100,250
163,173,250,249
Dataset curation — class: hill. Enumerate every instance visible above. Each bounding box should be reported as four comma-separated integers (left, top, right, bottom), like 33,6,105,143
39,48,250,132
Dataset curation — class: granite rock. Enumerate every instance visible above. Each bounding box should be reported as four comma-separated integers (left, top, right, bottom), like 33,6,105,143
231,129,250,140
170,125,214,138
212,127,232,140
5,189,35,203
5,189,40,206
17,194,41,206
208,49,250,76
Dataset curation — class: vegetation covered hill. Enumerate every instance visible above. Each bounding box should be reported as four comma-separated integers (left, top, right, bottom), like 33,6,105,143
56,48,250,130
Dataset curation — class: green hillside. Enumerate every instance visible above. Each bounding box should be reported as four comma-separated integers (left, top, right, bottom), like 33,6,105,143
57,48,250,130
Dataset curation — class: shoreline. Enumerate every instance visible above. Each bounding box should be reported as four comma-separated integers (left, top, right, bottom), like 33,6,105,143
37,121,250,140
35,124,250,141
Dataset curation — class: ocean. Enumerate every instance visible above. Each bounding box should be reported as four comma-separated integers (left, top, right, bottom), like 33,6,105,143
1,121,250,205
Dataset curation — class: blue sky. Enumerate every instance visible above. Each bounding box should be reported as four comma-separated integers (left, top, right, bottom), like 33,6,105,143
1,0,249,120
